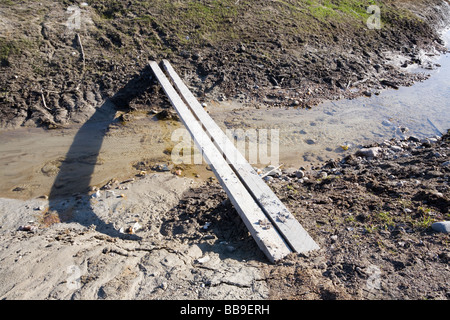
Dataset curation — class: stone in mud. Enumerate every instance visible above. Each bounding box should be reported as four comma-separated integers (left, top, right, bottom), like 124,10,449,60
263,165,281,177
408,136,420,142
152,164,171,172
356,147,382,159
390,145,403,153
431,221,450,234
295,170,305,178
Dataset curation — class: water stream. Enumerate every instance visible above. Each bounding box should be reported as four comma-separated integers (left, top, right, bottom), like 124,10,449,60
209,29,450,168
1,31,449,200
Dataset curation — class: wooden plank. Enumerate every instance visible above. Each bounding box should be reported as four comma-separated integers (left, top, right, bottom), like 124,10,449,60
149,61,292,263
162,59,319,253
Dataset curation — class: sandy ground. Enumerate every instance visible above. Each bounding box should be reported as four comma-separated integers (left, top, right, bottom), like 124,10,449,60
0,173,271,300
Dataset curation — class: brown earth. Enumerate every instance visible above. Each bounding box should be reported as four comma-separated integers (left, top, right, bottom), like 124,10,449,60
1,0,449,128
169,130,450,300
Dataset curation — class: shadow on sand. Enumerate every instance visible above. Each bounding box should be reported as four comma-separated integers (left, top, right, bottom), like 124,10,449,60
48,66,154,239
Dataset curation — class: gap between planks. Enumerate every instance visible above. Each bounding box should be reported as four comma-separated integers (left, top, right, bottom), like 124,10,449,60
161,59,319,254
149,61,293,263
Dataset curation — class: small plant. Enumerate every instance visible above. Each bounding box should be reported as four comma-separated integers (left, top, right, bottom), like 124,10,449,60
364,224,378,233
377,211,394,228
345,215,356,223
413,215,435,230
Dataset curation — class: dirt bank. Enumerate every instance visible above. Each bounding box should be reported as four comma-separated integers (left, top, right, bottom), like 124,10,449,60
1,0,450,128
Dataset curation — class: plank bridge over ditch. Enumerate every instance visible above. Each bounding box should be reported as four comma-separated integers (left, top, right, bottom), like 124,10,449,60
150,60,319,263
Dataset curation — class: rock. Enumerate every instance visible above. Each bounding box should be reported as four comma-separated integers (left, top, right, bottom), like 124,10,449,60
295,170,305,178
152,164,170,172
196,256,210,264
91,190,101,198
408,135,420,142
380,80,399,90
202,222,211,230
356,147,382,158
390,145,403,153
399,126,409,133
442,161,450,167
18,225,38,233
431,221,450,234
396,181,405,187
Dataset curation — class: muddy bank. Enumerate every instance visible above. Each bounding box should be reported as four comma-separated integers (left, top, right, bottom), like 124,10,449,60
1,0,450,128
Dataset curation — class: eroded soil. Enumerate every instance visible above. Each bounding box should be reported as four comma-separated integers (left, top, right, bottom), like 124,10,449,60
1,0,450,128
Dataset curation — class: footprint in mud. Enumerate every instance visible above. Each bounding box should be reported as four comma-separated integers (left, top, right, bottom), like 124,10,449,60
41,159,64,177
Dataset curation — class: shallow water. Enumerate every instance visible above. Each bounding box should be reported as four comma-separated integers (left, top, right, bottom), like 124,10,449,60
1,31,449,199
0,107,181,199
209,29,450,168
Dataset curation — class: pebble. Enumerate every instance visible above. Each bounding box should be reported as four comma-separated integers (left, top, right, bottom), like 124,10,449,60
91,190,101,198
390,145,403,152
202,222,211,230
18,225,38,232
442,161,450,167
356,147,382,158
196,256,210,264
431,221,450,234
295,170,305,178
396,181,405,187
408,135,420,142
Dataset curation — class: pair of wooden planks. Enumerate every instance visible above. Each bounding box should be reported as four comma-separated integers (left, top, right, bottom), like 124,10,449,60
149,60,319,263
